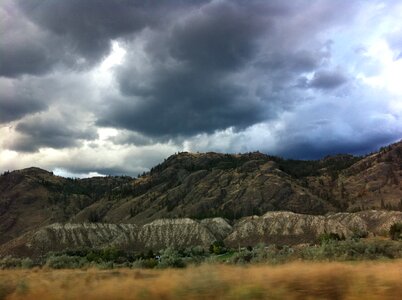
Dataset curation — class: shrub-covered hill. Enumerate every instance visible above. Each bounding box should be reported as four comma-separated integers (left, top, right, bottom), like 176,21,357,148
0,140,401,248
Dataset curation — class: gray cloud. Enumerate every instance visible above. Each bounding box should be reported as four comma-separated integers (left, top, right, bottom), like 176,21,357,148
0,40,57,78
16,0,151,62
1,0,401,175
165,1,268,72
109,131,157,146
0,78,49,123
8,115,97,152
100,69,267,136
50,145,176,177
267,83,402,159
2,0,209,77
275,133,401,159
0,1,56,77
98,0,353,138
308,70,348,89
259,50,324,73
0,95,46,124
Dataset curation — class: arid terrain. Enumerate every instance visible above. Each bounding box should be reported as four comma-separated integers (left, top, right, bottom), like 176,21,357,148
1,261,402,300
0,141,401,256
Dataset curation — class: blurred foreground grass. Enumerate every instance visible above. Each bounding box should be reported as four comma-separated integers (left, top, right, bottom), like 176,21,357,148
1,260,401,300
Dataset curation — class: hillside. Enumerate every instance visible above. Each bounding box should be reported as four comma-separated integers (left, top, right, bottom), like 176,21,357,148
0,140,401,254
1,210,402,258
0,168,132,244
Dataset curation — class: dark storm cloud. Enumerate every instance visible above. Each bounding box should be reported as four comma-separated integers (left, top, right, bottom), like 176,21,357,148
1,0,204,77
259,50,323,73
0,0,57,77
8,116,97,152
166,1,268,71
0,78,49,123
308,70,348,89
275,132,401,160
0,41,56,78
16,0,155,64
98,0,324,137
100,68,267,136
0,95,46,124
2,0,400,174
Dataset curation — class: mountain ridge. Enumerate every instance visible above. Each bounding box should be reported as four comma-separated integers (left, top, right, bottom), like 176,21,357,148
0,140,401,254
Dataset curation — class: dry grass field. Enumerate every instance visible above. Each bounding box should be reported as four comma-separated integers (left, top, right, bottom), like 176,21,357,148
1,261,402,300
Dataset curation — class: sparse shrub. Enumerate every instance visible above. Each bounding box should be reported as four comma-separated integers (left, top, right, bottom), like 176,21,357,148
249,243,269,263
158,247,186,268
177,246,207,265
318,232,343,245
0,256,35,269
45,255,88,269
20,258,34,269
131,258,158,269
229,249,253,264
389,223,402,240
0,256,22,269
209,240,227,255
301,239,402,261
189,245,205,256
85,248,127,263
351,229,369,240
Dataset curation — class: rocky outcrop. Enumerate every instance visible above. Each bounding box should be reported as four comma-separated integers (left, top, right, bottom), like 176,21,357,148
225,211,351,247
0,218,230,257
2,210,401,258
355,210,402,235
200,218,232,241
224,210,402,247
137,218,216,250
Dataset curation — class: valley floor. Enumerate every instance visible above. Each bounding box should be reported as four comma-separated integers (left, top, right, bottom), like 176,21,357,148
1,261,402,299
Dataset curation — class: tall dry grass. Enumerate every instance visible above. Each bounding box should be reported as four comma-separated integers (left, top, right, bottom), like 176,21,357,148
1,261,401,300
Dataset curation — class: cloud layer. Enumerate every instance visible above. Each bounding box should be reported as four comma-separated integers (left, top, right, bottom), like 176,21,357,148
1,0,402,176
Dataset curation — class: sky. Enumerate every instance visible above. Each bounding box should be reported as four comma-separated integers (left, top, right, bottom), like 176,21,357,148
1,0,402,177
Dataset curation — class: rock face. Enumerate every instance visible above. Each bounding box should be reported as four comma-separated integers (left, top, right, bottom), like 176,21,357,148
1,210,401,258
137,218,216,250
0,218,232,257
354,210,402,235
224,210,402,247
225,212,351,247
200,218,233,240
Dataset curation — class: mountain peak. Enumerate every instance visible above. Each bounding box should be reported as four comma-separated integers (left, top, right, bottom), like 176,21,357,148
17,167,53,175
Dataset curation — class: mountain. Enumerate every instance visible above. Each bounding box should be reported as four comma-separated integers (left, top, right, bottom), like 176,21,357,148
0,140,401,255
0,168,132,244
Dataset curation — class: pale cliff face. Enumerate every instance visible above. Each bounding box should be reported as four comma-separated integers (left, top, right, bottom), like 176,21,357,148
1,210,401,257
